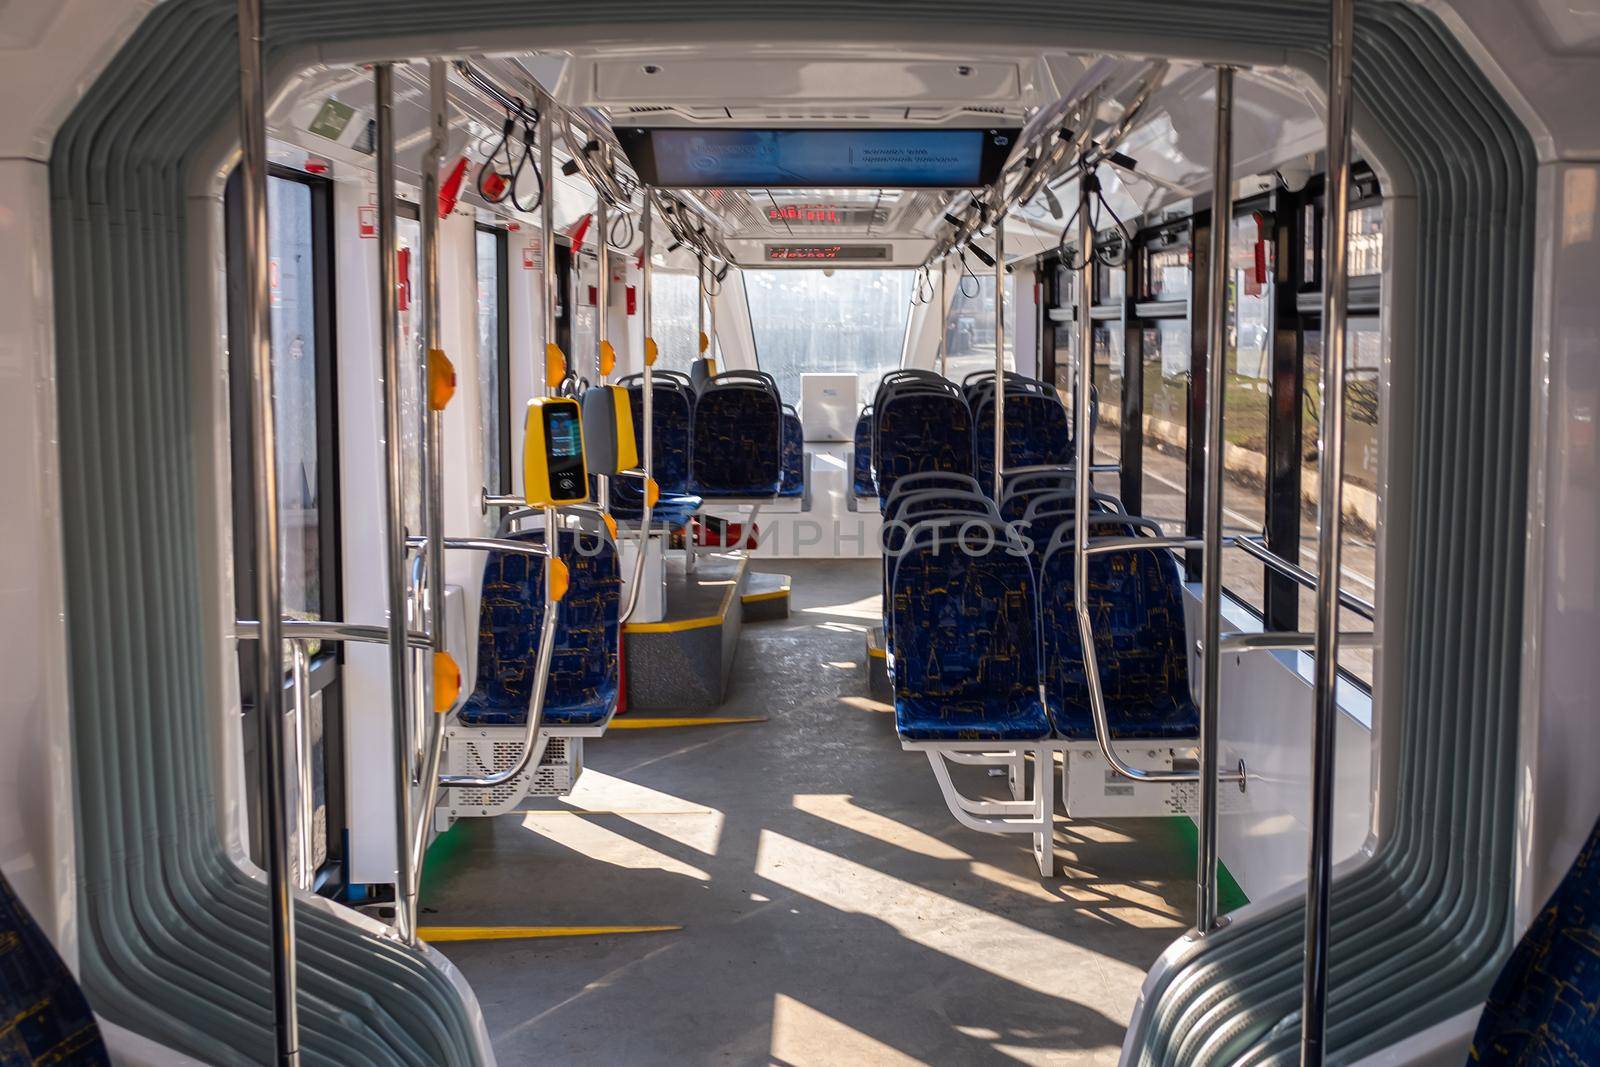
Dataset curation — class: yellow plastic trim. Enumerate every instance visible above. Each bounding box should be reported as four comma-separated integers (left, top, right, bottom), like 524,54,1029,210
426,349,456,411
610,386,639,471
602,513,618,539
599,339,617,377
548,556,570,603
545,342,567,389
432,651,461,712
740,588,789,604
698,330,709,354
704,356,718,376
608,716,767,730
622,555,745,634
418,925,681,943
866,645,887,660
643,337,659,367
645,477,661,508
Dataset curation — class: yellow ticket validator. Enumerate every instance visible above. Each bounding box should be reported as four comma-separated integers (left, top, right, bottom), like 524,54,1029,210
523,396,589,505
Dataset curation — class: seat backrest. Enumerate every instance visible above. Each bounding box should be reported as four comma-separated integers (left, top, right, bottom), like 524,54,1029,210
458,526,621,726
689,357,713,394
873,388,974,505
0,869,108,1065
1037,518,1197,740
852,406,876,497
1470,813,1600,1065
691,374,784,496
883,470,983,508
622,377,695,494
889,517,1041,710
972,391,1073,486
779,406,805,497
1020,489,1125,520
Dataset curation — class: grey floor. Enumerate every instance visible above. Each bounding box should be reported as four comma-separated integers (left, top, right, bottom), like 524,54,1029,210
423,560,1196,1066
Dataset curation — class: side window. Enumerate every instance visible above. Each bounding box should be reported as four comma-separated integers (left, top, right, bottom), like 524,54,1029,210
1139,317,1191,536
476,225,510,502
650,271,701,372
942,270,1016,383
1221,212,1276,614
225,166,344,891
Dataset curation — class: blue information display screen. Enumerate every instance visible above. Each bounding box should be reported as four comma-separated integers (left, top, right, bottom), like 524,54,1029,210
545,408,582,458
617,127,1017,189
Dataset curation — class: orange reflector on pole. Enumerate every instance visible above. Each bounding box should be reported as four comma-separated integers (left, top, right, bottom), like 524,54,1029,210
644,337,659,366
548,556,570,602
545,343,567,389
427,348,456,411
646,477,660,508
433,651,461,712
599,339,617,377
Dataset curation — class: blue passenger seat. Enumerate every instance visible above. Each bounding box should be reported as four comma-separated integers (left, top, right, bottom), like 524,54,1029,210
972,389,1073,487
0,870,108,1065
890,517,1050,742
1469,813,1600,1066
873,384,974,506
1037,519,1198,740
691,372,784,498
852,406,876,497
778,405,805,498
457,527,621,729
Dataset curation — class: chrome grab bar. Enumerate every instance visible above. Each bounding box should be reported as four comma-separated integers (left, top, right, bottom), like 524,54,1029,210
1304,1,1358,1058
235,618,432,650
1212,631,1376,656
1235,534,1376,623
620,201,655,623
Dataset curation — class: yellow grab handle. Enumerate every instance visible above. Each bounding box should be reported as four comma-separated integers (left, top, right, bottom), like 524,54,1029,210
427,349,457,411
645,477,660,508
599,339,617,377
643,337,659,367
545,343,567,389
432,651,462,713
548,556,570,603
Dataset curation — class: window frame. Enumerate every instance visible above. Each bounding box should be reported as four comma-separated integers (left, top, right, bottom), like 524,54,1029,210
475,223,513,494
224,162,346,889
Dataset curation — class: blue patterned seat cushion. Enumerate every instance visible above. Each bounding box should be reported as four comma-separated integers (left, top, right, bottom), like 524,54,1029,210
458,528,621,728
625,382,694,494
778,409,804,497
609,479,701,528
973,393,1073,486
852,408,875,496
1038,534,1198,740
1470,814,1600,1066
691,385,783,497
874,391,974,505
891,534,1050,742
0,870,108,1066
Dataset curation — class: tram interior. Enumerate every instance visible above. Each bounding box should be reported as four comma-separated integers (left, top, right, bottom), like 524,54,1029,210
4,5,1599,1067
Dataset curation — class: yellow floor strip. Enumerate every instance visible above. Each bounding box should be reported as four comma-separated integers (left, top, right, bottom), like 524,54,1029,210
418,925,682,943
608,715,767,730
741,587,790,603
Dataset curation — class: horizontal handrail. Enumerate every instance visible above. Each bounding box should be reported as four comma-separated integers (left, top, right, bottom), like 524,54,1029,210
235,618,432,650
1235,535,1376,623
1213,630,1376,655
404,534,550,558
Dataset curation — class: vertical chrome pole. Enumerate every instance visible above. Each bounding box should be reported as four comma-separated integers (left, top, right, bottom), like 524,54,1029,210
539,103,561,631
291,641,313,890
1303,0,1355,1060
937,261,949,378
1197,65,1235,936
618,197,654,622
238,1,298,1059
596,189,611,513
709,268,719,367
992,220,1006,498
697,257,706,363
375,64,416,944
407,60,449,938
